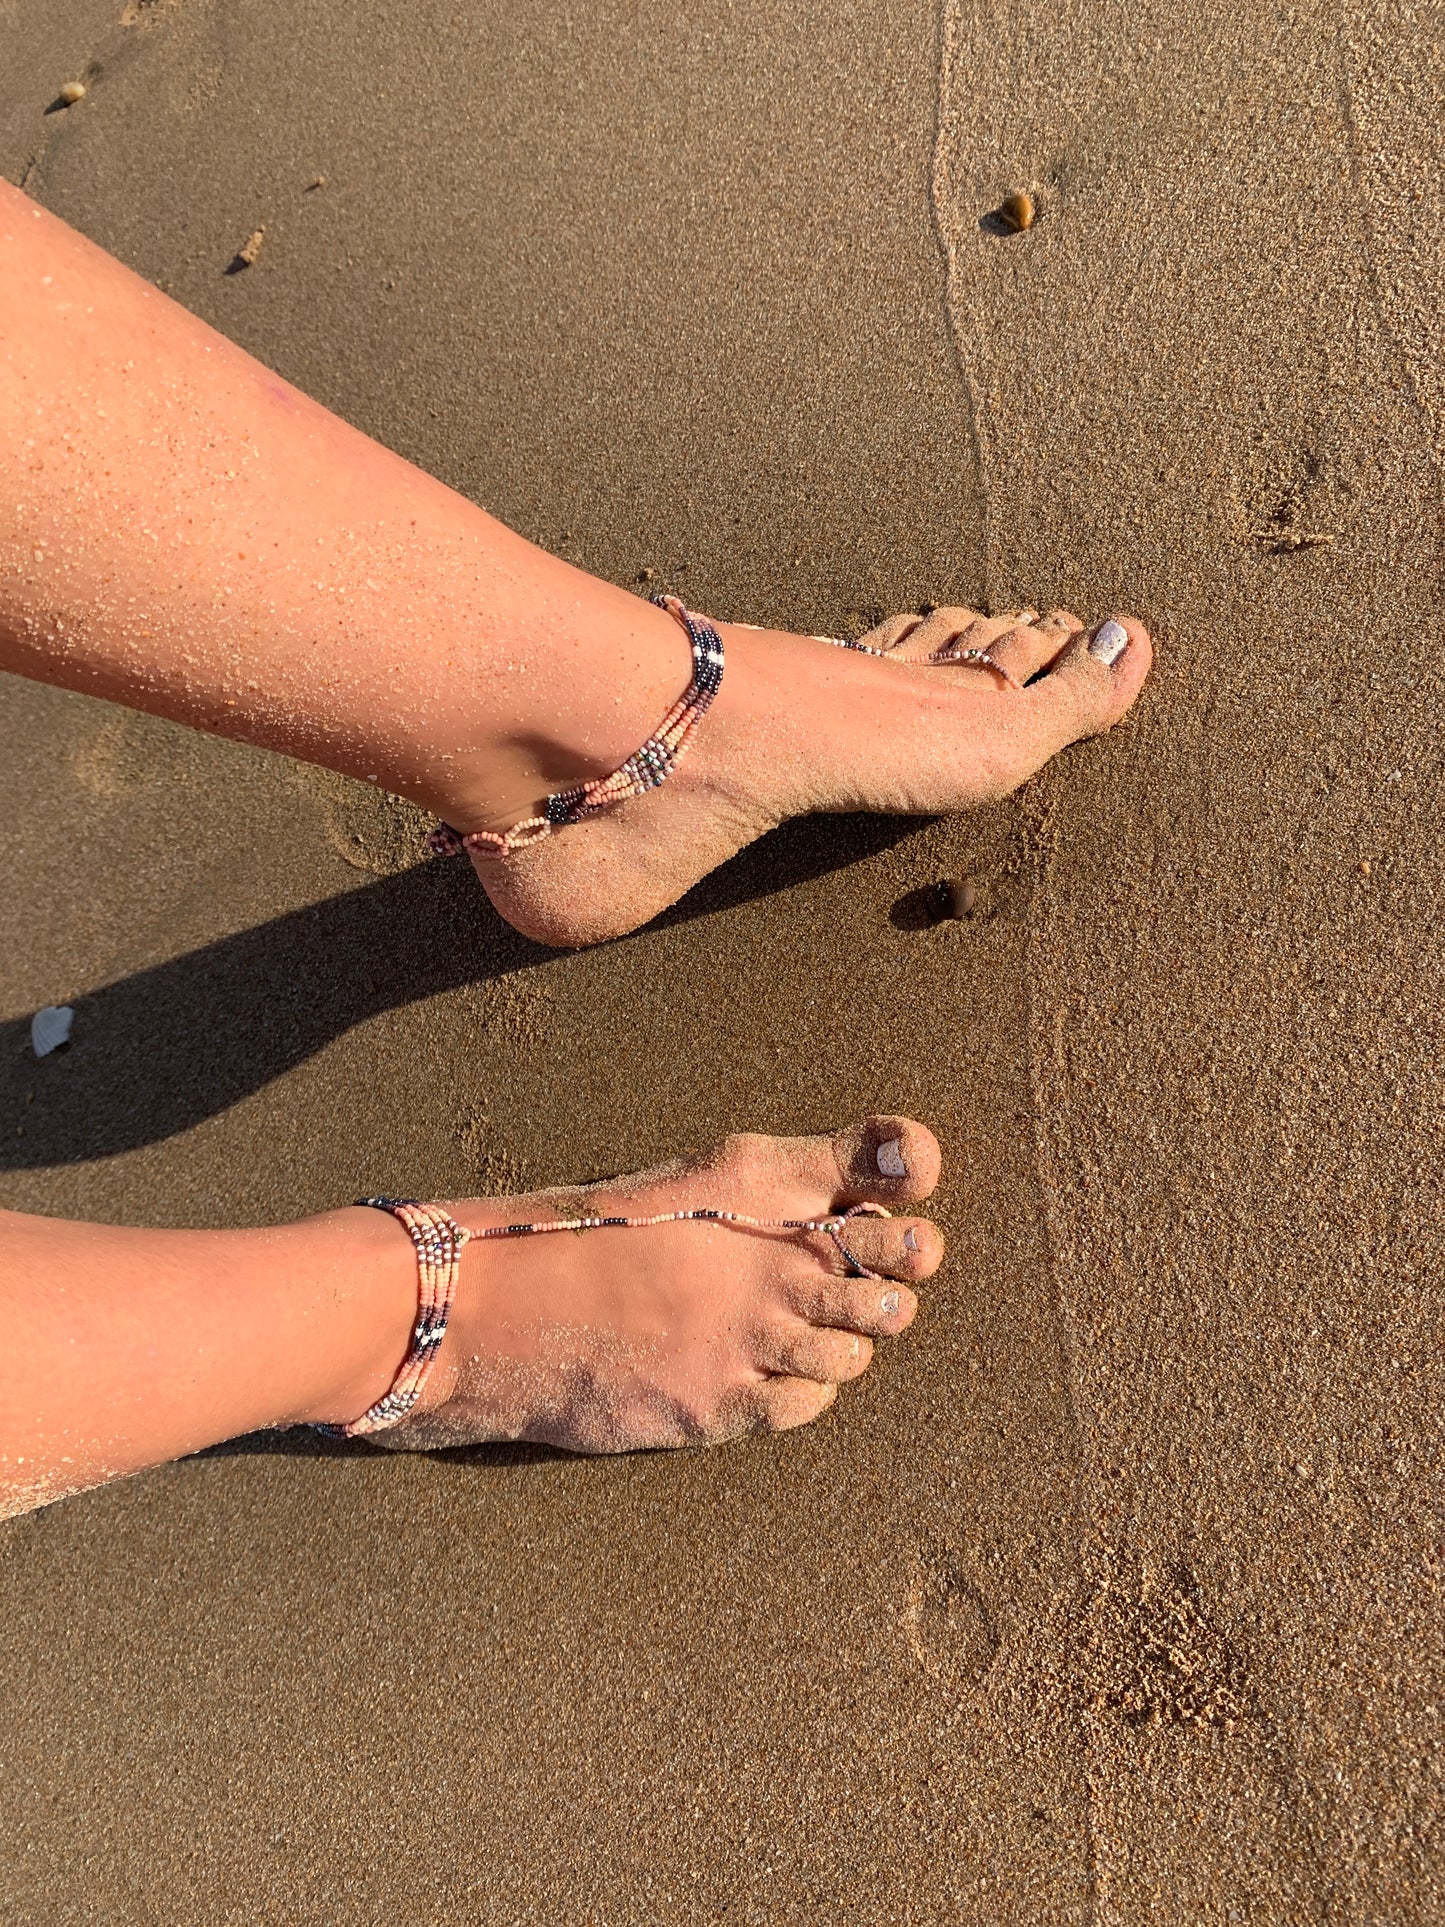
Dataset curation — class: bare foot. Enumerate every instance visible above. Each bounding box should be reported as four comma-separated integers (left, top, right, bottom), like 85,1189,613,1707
368,1116,944,1454
459,605,1151,946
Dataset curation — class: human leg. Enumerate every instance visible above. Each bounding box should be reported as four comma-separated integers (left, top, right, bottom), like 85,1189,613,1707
1,182,1150,946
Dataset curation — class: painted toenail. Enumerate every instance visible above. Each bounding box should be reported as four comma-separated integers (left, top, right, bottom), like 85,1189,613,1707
880,1290,901,1317
1088,618,1129,666
904,1228,919,1252
876,1138,907,1178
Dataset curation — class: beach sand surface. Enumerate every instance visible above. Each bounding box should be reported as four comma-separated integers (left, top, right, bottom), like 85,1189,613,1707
1,0,1441,1919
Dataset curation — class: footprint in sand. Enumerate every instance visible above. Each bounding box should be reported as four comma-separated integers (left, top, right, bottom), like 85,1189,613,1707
1086,1547,1252,1733
294,764,432,875
904,1538,1000,1691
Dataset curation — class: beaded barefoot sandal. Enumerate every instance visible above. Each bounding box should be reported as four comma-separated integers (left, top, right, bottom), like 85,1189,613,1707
819,618,1024,687
322,1195,894,1438
425,593,1020,861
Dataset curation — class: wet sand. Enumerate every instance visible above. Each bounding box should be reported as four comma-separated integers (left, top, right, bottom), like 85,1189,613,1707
1,1,1442,1919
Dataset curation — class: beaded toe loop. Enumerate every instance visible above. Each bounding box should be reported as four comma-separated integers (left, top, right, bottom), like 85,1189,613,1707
929,645,1023,690
824,632,1023,691
819,1200,892,1279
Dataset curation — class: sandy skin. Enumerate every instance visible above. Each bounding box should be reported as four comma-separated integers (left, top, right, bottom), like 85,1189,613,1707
0,181,1150,947
0,1119,943,1518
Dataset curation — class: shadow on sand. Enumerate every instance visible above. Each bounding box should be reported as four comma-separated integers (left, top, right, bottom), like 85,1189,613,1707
200,1426,574,1469
2,812,921,1167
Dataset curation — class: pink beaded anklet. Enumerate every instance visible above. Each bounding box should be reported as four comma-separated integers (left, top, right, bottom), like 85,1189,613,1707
320,1195,892,1439
318,1198,470,1437
427,594,724,861
424,595,1023,866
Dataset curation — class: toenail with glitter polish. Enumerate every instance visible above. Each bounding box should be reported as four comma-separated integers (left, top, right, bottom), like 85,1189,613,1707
880,1290,901,1317
876,1138,907,1178
1088,617,1129,665
903,1228,919,1252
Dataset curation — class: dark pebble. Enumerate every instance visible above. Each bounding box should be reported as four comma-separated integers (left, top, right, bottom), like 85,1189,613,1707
936,876,976,921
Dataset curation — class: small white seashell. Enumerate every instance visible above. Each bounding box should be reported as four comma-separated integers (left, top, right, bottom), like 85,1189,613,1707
31,1004,74,1057
58,80,87,105
876,1137,907,1178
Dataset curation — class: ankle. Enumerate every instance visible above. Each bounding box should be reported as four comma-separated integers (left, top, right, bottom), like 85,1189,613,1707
702,617,851,819
288,1209,420,1429
411,584,721,839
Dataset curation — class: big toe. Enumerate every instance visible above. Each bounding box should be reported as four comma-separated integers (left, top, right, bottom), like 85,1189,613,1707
1036,613,1152,737
826,1115,943,1206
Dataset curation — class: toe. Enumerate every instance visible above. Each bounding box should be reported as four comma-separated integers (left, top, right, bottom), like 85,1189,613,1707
827,1116,942,1206
827,1213,944,1282
788,1271,920,1338
744,1116,940,1215
978,612,1151,793
985,609,1086,686
1029,613,1152,738
847,611,932,653
753,1376,840,1433
762,1324,874,1384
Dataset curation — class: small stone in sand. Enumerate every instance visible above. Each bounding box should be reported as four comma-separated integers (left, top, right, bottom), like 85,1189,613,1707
58,81,87,105
307,175,327,190
31,1005,74,1058
236,227,265,267
998,192,1035,233
940,877,977,920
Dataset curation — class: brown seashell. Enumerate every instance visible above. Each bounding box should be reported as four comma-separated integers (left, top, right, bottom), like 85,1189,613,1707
237,227,265,267
998,191,1035,233
58,80,87,105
